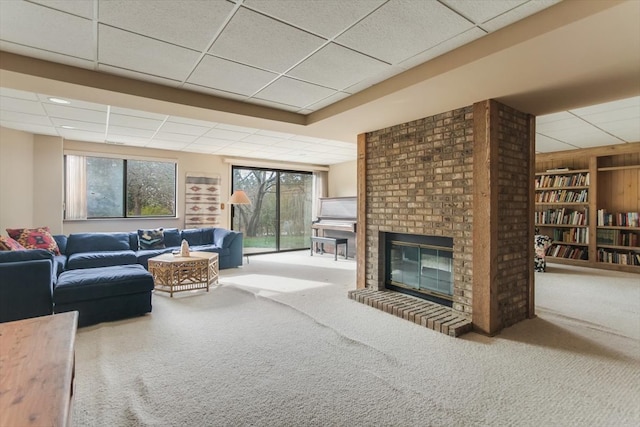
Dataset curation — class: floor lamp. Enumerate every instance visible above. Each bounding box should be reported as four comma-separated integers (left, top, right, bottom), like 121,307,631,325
228,190,251,263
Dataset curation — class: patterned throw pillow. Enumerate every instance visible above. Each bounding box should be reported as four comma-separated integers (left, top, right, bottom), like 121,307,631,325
138,228,165,250
6,227,60,255
0,235,26,251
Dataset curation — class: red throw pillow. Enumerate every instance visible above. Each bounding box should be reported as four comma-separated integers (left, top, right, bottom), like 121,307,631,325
0,235,26,251
6,227,60,255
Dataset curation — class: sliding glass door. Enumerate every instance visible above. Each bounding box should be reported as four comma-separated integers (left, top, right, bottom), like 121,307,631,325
232,167,312,254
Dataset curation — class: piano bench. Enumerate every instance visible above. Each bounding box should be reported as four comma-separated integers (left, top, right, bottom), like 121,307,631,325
310,237,348,261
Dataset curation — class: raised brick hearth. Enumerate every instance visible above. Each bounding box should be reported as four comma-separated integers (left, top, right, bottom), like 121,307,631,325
356,99,534,336
348,289,472,337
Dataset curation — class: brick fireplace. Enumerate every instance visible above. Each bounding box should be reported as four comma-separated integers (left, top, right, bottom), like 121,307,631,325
352,99,535,336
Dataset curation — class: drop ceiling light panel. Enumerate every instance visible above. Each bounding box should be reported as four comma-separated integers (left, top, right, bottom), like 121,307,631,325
38,95,107,112
49,118,106,133
209,7,325,73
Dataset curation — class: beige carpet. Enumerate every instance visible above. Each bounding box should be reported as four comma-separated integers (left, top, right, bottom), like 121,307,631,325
73,252,640,426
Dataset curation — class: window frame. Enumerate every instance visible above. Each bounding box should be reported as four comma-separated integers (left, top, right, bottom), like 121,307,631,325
64,153,178,220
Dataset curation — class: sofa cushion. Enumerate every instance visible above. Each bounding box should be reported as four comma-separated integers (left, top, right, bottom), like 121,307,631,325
181,228,213,246
213,228,238,249
0,235,26,251
0,248,53,263
66,232,132,255
136,248,174,269
67,250,137,270
138,228,166,250
190,245,228,257
163,228,181,247
53,234,67,254
54,265,154,304
7,227,60,255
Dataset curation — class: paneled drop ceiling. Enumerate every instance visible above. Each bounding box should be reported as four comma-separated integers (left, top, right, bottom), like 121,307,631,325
0,0,639,165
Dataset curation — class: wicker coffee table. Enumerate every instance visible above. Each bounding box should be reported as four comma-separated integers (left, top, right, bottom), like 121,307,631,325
148,251,219,297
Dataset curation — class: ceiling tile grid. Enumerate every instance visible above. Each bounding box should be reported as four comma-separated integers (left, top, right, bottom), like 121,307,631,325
0,1,637,164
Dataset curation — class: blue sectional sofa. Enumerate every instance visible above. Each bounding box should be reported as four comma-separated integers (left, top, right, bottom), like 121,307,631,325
0,227,243,326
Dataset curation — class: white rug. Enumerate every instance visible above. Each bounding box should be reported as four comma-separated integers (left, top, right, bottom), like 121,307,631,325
73,252,640,426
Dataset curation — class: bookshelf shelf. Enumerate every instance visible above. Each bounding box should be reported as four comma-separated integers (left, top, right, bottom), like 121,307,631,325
536,142,640,273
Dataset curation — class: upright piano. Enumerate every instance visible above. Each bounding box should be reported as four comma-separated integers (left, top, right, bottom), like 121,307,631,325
312,196,357,258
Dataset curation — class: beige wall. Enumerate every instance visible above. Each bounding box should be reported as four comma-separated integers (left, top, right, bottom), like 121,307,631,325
328,160,356,197
0,127,35,233
34,135,64,233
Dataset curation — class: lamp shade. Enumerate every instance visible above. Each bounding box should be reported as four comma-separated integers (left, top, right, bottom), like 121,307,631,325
228,190,251,205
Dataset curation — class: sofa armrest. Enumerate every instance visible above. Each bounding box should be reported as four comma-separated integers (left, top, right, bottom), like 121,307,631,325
0,259,54,323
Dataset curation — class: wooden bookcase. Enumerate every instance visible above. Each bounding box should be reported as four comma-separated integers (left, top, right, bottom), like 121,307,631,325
535,142,640,273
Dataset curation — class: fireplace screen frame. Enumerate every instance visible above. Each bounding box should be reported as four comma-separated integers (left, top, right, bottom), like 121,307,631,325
384,233,454,307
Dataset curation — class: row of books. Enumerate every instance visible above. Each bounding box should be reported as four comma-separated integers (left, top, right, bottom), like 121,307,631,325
535,189,588,204
551,228,589,244
535,208,588,225
535,172,589,189
596,210,640,227
597,249,640,266
546,244,588,260
596,229,639,247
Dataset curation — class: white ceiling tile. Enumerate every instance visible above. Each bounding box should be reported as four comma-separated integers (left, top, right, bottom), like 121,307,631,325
597,119,640,142
187,55,278,96
146,140,191,150
0,121,57,136
184,145,216,154
152,132,198,144
242,134,288,145
99,1,234,51
342,66,406,94
108,114,163,131
336,0,473,64
441,0,527,25
398,27,486,70
481,0,562,32
536,116,587,133
0,111,52,126
158,121,210,136
105,134,149,145
29,0,95,19
38,94,107,112
255,77,336,108
563,133,623,149
0,88,39,101
0,1,94,60
191,137,234,148
97,64,182,88
209,7,325,73
536,111,573,124
214,124,258,134
181,83,250,101
255,129,297,139
244,0,386,39
109,107,166,120
0,41,96,70
167,116,219,128
577,106,640,124
98,25,200,81
304,91,352,111
569,96,640,116
43,104,107,124
204,128,252,141
58,129,105,142
0,97,46,115
50,118,106,133
107,125,156,138
288,43,390,90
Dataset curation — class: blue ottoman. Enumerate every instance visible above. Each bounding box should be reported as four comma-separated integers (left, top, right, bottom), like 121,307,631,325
54,264,154,327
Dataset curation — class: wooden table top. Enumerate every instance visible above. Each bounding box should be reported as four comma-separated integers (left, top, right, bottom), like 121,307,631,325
149,251,219,264
0,311,78,427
